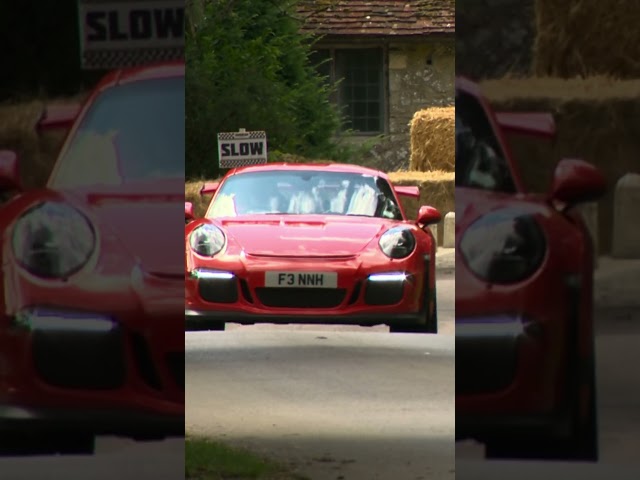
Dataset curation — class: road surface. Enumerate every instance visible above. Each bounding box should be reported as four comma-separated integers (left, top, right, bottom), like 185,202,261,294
186,271,455,480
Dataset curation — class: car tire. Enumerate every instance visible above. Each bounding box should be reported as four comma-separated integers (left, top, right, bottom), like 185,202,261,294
484,355,598,461
389,289,438,334
0,431,96,456
187,322,225,332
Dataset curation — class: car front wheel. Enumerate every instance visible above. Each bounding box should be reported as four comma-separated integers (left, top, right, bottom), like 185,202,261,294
0,431,96,456
389,290,438,334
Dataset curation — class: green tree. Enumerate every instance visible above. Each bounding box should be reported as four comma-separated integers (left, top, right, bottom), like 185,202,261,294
185,0,341,179
0,0,103,100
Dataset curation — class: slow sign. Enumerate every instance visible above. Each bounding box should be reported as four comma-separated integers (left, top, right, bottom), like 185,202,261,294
77,0,184,69
217,130,268,169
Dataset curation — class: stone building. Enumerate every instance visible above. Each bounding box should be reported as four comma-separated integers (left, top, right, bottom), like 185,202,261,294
296,1,455,170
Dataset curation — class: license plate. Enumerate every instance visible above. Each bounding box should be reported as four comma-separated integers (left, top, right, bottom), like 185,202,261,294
265,271,338,288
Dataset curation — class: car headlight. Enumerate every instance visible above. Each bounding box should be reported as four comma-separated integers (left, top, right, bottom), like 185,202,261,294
460,210,546,284
11,202,96,279
189,224,225,257
379,227,416,259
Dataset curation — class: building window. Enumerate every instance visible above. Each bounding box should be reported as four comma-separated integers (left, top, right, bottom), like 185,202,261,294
311,47,385,135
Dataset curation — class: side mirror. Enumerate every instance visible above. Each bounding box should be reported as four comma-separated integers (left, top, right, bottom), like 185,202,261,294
185,202,195,222
417,205,441,226
551,158,606,207
0,150,21,191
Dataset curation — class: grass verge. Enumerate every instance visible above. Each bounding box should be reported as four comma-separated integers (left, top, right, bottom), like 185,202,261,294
186,437,308,480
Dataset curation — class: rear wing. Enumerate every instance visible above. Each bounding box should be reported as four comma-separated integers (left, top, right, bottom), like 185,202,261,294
394,185,420,198
200,182,220,195
36,104,81,133
495,112,556,139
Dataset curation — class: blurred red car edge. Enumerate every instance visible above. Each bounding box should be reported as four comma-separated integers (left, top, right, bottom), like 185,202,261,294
0,61,184,455
455,76,606,461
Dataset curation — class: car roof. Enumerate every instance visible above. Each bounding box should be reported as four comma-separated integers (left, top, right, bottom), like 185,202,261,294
93,61,184,92
226,162,390,179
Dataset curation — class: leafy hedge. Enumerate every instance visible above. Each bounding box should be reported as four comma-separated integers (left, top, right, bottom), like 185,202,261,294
185,0,342,180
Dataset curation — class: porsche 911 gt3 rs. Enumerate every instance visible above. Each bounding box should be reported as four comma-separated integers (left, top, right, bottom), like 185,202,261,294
0,62,184,455
455,77,606,461
185,163,442,334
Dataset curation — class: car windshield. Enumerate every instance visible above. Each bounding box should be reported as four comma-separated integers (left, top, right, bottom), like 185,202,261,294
207,170,404,220
455,90,516,193
48,76,184,188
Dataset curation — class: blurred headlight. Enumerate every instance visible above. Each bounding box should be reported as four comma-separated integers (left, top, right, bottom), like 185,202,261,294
189,224,225,257
460,210,546,284
379,227,416,259
12,202,96,279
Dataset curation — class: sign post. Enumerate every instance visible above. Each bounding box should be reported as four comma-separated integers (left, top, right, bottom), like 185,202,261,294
77,0,185,69
217,129,268,169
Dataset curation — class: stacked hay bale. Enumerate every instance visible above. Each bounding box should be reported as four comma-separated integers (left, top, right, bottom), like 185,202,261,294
533,0,640,79
402,106,455,245
388,170,454,227
481,76,640,255
409,107,455,172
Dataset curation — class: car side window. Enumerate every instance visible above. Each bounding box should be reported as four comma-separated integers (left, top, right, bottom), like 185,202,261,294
456,91,516,193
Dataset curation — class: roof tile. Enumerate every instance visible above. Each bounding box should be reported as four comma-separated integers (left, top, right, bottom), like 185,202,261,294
296,1,454,37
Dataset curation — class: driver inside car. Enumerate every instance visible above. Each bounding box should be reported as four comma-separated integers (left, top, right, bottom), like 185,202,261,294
233,180,286,214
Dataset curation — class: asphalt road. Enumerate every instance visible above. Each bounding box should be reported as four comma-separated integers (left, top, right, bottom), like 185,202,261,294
455,305,640,479
186,271,455,480
0,437,184,480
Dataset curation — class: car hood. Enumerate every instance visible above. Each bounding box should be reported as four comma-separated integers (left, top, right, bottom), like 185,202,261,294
217,215,395,256
64,179,184,276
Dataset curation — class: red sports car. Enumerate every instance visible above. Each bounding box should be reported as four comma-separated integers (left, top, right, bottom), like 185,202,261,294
185,163,442,333
0,62,184,455
455,77,606,460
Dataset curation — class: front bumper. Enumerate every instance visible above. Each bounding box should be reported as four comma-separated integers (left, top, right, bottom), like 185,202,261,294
185,254,434,329
456,314,557,417
185,308,426,330
0,311,184,434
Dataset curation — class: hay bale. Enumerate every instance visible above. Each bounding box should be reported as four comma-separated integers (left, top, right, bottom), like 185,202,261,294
533,0,640,78
388,170,455,245
271,153,337,164
481,76,640,255
409,107,454,172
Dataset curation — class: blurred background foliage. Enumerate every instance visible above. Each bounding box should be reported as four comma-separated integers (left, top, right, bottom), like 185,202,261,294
0,0,104,101
185,0,348,180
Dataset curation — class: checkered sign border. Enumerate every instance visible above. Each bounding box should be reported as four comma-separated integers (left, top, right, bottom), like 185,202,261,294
219,157,268,169
218,131,268,168
217,131,267,141
81,47,184,70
